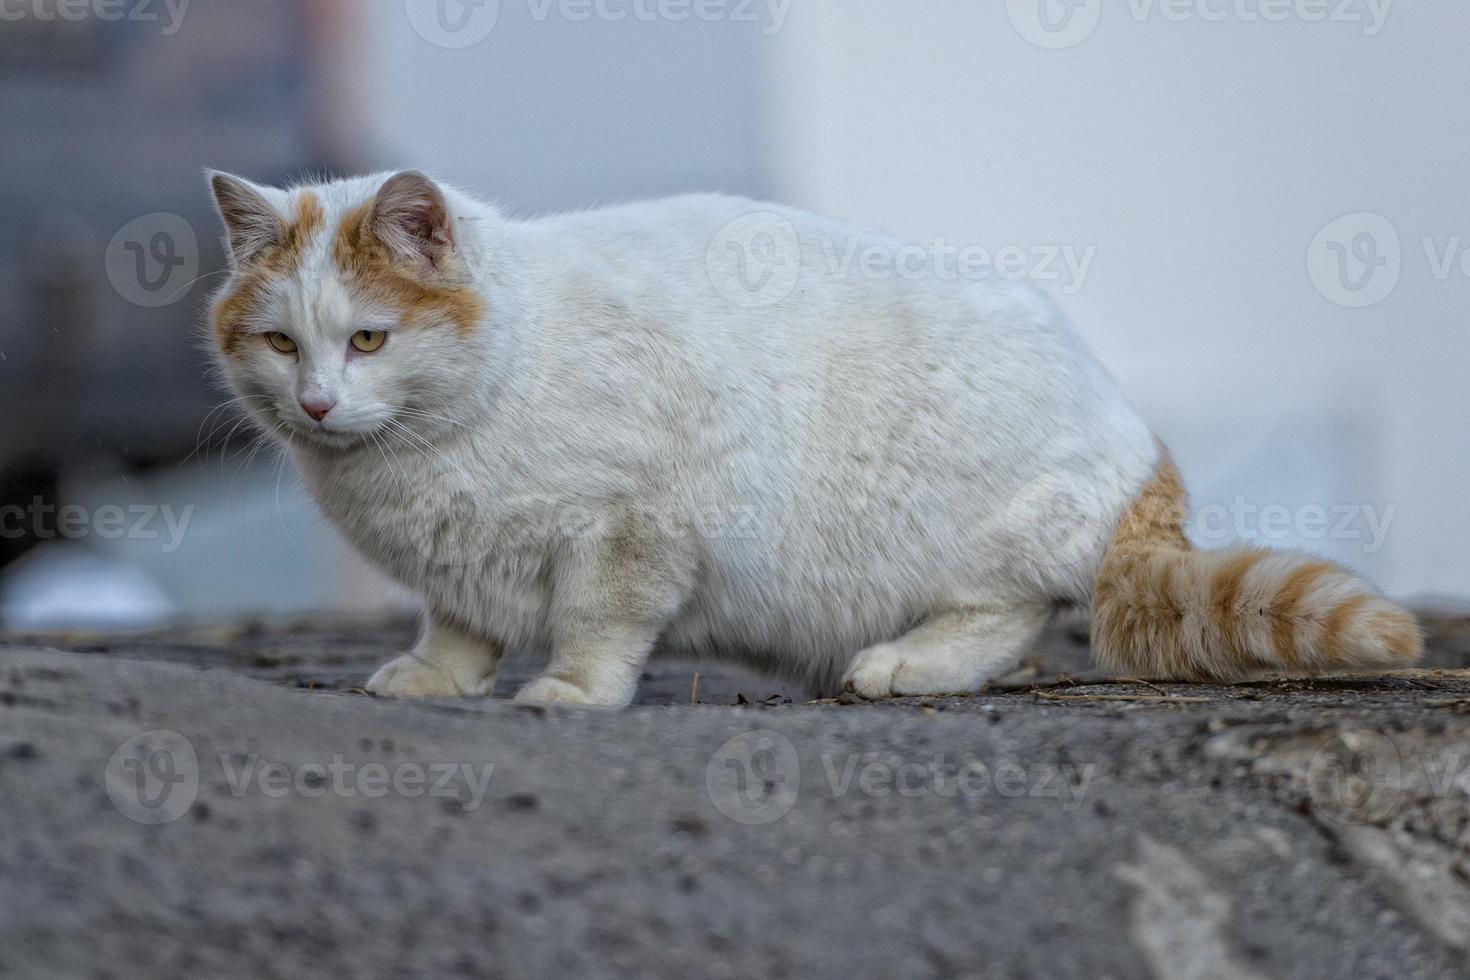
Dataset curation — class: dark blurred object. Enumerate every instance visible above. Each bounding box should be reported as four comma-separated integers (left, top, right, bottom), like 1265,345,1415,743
0,455,59,571
0,0,371,565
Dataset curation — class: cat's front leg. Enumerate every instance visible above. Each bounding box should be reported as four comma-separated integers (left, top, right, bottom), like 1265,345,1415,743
513,514,695,708
367,614,503,698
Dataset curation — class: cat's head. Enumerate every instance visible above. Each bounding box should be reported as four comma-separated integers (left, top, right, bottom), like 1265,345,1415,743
206,170,492,451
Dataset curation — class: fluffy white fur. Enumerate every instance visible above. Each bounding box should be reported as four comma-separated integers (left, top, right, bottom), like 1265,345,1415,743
208,171,1169,705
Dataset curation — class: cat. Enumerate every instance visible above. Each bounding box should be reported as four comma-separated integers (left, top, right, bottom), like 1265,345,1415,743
205,169,1422,706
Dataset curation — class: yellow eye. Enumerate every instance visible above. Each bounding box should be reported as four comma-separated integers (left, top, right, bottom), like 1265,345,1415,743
265,332,297,354
351,330,387,353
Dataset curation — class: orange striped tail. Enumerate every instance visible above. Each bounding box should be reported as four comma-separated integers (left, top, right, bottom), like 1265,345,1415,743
1090,451,1422,681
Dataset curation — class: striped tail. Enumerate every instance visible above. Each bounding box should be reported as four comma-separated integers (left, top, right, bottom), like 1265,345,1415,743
1090,450,1422,681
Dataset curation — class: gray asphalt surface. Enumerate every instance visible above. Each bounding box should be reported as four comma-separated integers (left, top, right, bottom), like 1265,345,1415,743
2,614,1469,979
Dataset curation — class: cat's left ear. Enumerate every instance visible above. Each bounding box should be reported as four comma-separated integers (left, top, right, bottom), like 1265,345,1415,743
369,171,459,276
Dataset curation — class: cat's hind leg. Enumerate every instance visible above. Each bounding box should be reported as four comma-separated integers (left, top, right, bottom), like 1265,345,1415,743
841,604,1051,699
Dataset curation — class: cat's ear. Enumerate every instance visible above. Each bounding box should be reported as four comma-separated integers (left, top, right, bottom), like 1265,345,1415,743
207,170,285,267
369,171,457,274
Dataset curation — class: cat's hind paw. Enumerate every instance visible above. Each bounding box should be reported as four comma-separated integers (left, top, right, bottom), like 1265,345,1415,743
513,674,620,708
366,654,465,698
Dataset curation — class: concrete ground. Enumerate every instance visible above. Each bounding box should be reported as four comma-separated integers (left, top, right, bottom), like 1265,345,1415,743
1,613,1468,979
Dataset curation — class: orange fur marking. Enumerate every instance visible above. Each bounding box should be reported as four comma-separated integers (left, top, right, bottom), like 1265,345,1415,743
1319,593,1372,663
1106,450,1190,552
1368,608,1423,660
212,192,326,355
331,201,484,335
1093,445,1422,680
1208,550,1265,673
1268,560,1335,671
1091,448,1194,677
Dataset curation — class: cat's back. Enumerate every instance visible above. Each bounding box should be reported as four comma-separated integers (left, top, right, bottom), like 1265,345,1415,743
514,193,1068,346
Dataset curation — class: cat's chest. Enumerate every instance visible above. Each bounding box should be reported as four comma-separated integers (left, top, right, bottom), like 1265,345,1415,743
299,448,557,641
309,452,485,550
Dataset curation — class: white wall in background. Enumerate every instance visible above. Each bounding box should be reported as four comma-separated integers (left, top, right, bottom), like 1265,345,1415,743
361,2,770,212
761,0,1470,599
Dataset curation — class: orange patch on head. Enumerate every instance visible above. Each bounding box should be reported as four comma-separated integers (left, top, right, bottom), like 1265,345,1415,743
331,201,484,335
212,274,268,355
211,191,327,355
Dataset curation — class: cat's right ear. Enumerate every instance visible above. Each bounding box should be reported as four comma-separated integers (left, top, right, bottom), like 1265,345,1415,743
206,170,285,267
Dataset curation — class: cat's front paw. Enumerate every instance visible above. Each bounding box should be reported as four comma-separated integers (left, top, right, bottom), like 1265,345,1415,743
841,643,959,700
366,655,464,698
842,644,905,700
513,675,620,708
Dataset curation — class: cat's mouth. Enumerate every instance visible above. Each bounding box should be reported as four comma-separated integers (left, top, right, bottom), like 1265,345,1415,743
282,414,381,450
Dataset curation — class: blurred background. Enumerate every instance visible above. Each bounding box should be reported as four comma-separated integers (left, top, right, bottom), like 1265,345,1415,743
1,0,1466,629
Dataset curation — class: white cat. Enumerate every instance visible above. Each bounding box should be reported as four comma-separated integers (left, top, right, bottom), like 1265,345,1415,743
206,169,1421,706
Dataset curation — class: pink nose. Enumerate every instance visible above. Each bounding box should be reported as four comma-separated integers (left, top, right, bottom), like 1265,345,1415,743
300,397,336,422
